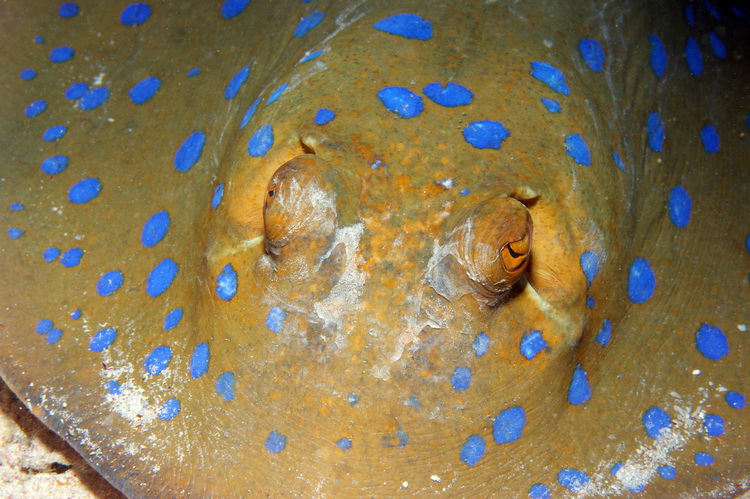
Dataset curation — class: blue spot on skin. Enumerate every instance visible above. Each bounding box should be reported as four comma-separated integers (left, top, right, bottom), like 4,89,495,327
684,4,696,27
422,82,473,107
89,327,117,352
187,68,201,77
377,87,424,119
43,125,67,142
541,97,561,113
643,406,672,439
568,364,591,405
97,270,124,297
658,465,676,480
579,251,599,287
704,0,722,20
610,462,624,475
34,35,44,44
267,83,289,105
19,68,37,80
346,393,359,405
190,342,210,379
404,396,420,408
143,346,172,375
158,398,180,421
314,108,336,125
216,263,238,301
248,124,274,157
121,3,152,26
240,98,262,129
450,367,472,391
704,414,725,436
266,306,286,333
628,258,656,303
586,296,595,309
649,34,667,78
294,10,325,37
462,120,510,149
49,46,74,63
685,37,703,76
265,430,287,454
141,211,171,247
7,228,24,239
60,248,84,267
700,124,720,153
43,247,61,262
212,183,224,210
471,332,489,357
25,100,47,118
647,112,665,152
225,65,250,99
70,309,81,320
216,372,236,401
41,155,69,175
129,76,162,104
373,13,433,40
104,381,123,395
221,0,251,20
709,31,727,59
557,469,590,494
578,38,605,72
726,391,746,409
147,258,179,298
459,435,485,466
668,186,691,228
337,438,352,451
46,328,63,344
695,452,714,466
492,406,526,444
520,330,547,360
9,203,24,211
65,82,88,100
595,319,612,347
564,134,590,166
36,320,53,335
59,2,79,18
164,308,183,330
79,87,110,110
300,50,323,63
174,131,206,172
530,61,570,96
695,323,729,361
528,483,551,499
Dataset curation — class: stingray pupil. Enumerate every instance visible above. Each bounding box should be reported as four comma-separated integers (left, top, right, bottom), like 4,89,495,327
507,244,524,259
268,189,274,197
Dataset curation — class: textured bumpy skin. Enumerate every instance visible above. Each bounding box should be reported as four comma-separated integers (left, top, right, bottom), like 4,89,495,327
1,0,749,496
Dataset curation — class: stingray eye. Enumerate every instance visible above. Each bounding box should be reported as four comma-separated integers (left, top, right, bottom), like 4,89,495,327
265,188,275,209
501,232,531,274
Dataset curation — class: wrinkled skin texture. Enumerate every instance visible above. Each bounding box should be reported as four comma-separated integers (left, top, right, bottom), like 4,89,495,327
0,0,749,496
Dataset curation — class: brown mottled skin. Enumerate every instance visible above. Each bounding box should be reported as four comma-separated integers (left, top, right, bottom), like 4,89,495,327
1,0,749,496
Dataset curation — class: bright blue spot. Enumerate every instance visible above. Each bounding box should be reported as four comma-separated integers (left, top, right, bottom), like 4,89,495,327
59,2,79,18
314,108,335,125
704,414,725,436
586,296,595,309
628,258,656,303
700,124,720,153
190,342,210,379
70,309,81,320
240,98,262,129
68,178,102,204
541,97,561,113
685,4,696,27
373,13,432,40
9,203,24,211
557,469,589,494
147,258,179,297
89,327,117,352
686,37,703,76
647,112,664,153
104,381,123,395
709,31,727,59
129,76,161,104
493,406,526,444
79,87,110,110
19,69,37,80
163,308,183,330
472,332,489,357
224,65,250,99
643,406,672,439
668,185,691,228
649,34,667,78
695,452,714,466
346,392,359,405
121,3,152,26
60,248,83,267
422,82,473,107
578,38,605,72
43,125,67,142
7,228,24,239
36,319,53,335
216,263,237,301
530,61,570,96
568,364,591,405
49,46,74,63
300,49,323,63
143,346,172,375
187,68,201,77
43,247,61,262
613,150,626,171
212,183,224,210
294,10,325,37
528,483,551,499
141,211,170,247
25,100,46,118
221,0,251,19
337,437,352,451
248,124,274,157
459,434,485,466
658,465,676,480
266,306,286,333
565,134,590,166
726,391,745,408
216,372,236,401
265,430,287,453
610,462,624,475
267,83,289,105
695,323,729,361
450,367,472,391
158,398,180,421
34,35,44,44
41,155,69,175
463,120,510,149
65,82,88,100
595,319,612,347
520,330,547,360
579,250,599,287
174,131,206,172
377,87,424,118
97,270,123,297
46,328,63,344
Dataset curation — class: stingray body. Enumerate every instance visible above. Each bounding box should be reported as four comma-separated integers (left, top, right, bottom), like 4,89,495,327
1,0,749,496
